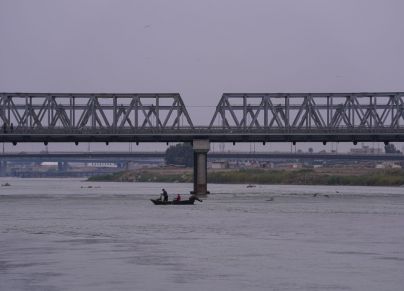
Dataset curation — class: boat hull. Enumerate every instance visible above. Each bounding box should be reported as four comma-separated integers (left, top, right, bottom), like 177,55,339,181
150,199,195,205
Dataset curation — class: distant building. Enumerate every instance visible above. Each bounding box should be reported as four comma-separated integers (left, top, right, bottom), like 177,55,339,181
292,163,303,169
375,162,402,169
350,145,382,154
85,162,118,168
210,161,228,169
40,162,58,167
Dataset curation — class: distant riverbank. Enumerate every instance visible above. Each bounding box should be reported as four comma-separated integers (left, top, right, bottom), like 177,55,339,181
88,167,404,186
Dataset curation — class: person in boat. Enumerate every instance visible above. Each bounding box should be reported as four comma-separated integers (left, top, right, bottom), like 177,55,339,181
174,194,181,201
160,188,168,202
188,195,202,203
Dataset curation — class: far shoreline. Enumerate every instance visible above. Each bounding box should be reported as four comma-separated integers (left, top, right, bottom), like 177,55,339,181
86,167,404,187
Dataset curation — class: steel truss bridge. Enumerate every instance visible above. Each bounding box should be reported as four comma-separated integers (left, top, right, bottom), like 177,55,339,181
0,92,404,144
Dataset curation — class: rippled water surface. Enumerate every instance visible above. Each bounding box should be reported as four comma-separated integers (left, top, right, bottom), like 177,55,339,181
1,178,404,291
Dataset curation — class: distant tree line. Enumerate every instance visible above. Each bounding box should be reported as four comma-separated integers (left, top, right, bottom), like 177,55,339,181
384,144,401,154
165,143,193,167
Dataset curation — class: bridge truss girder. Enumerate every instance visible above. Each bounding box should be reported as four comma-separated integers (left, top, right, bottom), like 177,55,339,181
1,92,404,143
0,93,194,131
209,93,404,130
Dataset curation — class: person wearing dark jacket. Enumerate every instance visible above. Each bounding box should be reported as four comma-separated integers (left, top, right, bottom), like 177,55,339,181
161,188,168,202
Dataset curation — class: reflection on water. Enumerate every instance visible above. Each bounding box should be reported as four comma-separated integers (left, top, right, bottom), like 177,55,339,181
1,178,404,291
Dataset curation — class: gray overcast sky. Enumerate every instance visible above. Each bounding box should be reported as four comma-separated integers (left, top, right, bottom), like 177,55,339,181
1,0,403,152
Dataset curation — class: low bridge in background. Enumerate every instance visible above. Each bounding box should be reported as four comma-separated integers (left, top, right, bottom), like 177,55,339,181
1,151,404,162
1,92,404,193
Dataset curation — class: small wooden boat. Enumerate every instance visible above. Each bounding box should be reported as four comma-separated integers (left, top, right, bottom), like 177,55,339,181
150,196,202,205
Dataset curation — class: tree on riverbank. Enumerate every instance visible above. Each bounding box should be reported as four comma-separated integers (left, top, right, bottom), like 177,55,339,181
385,144,401,154
88,168,404,186
165,143,193,167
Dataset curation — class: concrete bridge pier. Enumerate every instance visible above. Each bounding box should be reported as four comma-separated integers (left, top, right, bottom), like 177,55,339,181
57,161,68,172
192,139,210,195
0,160,7,176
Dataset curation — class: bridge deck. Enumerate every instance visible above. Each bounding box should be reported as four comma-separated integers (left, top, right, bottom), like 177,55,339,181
1,127,403,143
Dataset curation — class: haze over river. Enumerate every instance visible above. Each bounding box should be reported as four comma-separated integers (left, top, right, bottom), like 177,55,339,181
1,178,403,291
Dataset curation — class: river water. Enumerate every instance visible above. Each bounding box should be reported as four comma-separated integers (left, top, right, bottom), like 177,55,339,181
0,178,403,291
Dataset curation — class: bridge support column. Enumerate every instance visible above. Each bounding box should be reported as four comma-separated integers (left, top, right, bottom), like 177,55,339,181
58,161,68,172
192,139,210,195
0,160,7,176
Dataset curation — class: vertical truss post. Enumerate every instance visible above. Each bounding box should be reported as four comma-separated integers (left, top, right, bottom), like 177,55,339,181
326,95,330,127
390,95,394,127
48,96,51,127
264,96,268,128
156,95,160,129
176,95,180,129
243,95,247,130
135,95,139,129
285,95,289,128
113,95,117,133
